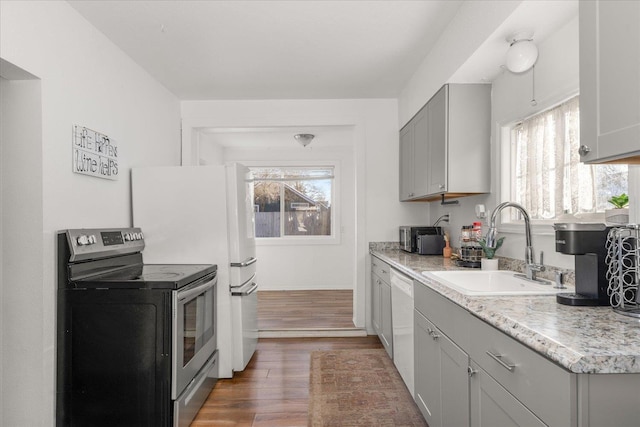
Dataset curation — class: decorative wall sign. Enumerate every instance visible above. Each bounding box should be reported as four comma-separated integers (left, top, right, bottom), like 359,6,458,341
72,125,118,180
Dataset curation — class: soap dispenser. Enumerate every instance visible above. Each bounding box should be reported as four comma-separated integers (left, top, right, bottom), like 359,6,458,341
443,233,452,258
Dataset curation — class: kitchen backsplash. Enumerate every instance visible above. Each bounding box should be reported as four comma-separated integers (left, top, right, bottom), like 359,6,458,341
369,241,575,286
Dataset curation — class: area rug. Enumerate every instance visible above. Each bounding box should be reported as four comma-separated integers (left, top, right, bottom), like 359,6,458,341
309,349,428,426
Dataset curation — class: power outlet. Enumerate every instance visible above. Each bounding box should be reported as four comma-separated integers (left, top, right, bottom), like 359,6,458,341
445,211,452,224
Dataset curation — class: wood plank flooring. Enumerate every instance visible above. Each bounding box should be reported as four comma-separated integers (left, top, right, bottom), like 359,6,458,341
190,336,384,427
258,290,355,330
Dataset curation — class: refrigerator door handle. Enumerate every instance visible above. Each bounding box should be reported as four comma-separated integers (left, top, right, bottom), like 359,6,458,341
230,273,256,291
231,282,258,296
230,257,257,268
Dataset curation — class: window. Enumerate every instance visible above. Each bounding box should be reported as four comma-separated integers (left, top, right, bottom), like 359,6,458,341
507,96,628,221
251,166,334,238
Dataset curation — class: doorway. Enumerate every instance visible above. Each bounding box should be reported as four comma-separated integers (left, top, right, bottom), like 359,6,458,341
186,123,366,333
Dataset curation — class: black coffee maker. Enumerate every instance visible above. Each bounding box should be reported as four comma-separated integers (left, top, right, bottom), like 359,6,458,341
554,223,611,306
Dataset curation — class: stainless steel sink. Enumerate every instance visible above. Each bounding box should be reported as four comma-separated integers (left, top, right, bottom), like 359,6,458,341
422,270,564,296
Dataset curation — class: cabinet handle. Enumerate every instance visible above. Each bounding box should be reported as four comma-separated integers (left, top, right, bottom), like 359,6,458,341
438,184,445,190
427,328,440,340
578,145,591,156
467,366,477,377
486,351,515,372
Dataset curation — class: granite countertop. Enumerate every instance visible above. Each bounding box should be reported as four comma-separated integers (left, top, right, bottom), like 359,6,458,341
370,246,640,374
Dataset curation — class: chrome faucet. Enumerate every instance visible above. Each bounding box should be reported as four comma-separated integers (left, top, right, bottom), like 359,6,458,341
486,202,545,282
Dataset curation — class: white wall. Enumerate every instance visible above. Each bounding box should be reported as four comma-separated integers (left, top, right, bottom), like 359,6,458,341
1,75,43,427
221,135,356,291
0,1,182,425
398,0,521,127
181,99,427,330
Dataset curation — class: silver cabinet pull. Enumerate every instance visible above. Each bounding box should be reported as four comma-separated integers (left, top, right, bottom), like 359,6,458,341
486,351,515,371
427,327,440,340
467,366,477,377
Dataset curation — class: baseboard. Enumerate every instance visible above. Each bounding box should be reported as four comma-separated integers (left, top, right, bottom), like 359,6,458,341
259,328,368,338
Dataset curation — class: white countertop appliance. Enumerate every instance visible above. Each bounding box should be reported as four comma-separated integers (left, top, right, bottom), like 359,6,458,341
132,164,258,378
56,228,218,427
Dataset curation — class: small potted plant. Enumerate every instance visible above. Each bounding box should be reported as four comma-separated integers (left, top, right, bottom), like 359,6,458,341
605,193,629,225
477,236,505,270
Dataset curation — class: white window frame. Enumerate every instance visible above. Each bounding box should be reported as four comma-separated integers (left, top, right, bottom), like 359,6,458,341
246,160,341,246
497,93,613,236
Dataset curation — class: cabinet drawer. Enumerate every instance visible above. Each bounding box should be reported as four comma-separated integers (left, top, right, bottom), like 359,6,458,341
414,282,470,351
371,256,391,284
469,317,576,427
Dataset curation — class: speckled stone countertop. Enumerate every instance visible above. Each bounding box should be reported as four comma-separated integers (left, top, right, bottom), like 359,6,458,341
370,245,640,374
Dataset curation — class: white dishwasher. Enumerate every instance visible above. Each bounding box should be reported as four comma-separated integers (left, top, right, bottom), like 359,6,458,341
390,269,414,397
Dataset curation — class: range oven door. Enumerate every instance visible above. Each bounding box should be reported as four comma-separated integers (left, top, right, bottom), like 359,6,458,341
172,274,217,399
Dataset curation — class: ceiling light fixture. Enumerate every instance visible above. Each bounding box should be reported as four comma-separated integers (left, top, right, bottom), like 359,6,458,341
505,31,538,74
294,133,315,147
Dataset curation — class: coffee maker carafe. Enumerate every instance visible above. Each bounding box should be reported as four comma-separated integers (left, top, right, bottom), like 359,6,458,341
554,223,611,306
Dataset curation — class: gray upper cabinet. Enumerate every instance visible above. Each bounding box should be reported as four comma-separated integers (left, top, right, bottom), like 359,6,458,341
399,107,429,200
399,84,491,202
579,0,640,164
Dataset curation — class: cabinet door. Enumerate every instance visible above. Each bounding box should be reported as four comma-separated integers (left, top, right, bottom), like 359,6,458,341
371,273,381,333
414,311,442,427
380,280,393,358
427,85,447,194
440,333,470,427
412,107,430,198
580,0,640,163
399,124,415,200
469,362,546,427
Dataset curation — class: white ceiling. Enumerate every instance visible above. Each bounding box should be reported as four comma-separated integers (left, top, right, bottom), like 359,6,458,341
66,0,578,148
68,0,465,100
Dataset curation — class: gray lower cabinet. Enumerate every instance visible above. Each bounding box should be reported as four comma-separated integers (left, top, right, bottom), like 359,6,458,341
371,256,393,358
415,309,469,427
469,361,545,427
413,280,640,427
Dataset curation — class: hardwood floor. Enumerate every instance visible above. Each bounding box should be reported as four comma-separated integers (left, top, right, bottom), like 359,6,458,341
258,290,355,330
190,336,383,427
191,289,374,426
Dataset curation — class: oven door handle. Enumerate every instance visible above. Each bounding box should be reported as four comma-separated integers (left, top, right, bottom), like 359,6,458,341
177,276,217,303
231,282,258,296
230,257,257,268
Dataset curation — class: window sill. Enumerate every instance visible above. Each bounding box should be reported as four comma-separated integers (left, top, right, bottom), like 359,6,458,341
256,235,341,246
498,213,606,236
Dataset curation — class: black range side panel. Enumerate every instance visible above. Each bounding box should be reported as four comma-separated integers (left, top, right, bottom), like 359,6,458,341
57,235,172,427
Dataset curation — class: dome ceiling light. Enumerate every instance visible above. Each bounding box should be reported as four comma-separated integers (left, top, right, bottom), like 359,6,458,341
505,31,538,74
294,133,315,147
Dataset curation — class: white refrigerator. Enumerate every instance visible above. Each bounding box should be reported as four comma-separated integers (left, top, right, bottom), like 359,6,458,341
132,164,258,378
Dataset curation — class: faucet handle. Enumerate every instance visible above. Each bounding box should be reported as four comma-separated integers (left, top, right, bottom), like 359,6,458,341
529,251,546,273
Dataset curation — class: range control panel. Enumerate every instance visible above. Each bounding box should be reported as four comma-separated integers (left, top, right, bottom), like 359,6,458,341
64,228,145,261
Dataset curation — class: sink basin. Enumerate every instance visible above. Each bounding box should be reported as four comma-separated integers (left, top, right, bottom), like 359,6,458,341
422,270,563,296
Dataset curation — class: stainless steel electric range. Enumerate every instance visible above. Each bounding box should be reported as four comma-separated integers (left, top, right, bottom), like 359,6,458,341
56,228,218,427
